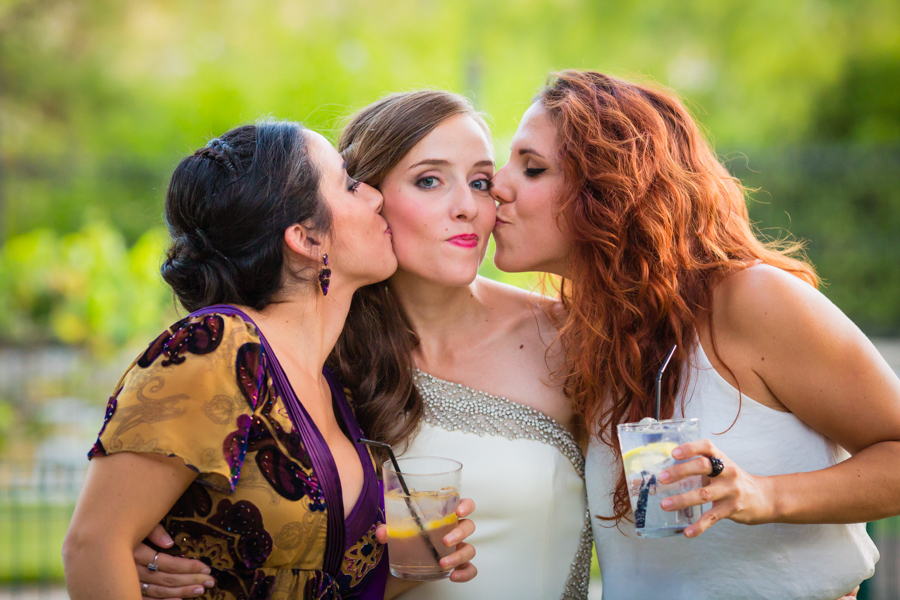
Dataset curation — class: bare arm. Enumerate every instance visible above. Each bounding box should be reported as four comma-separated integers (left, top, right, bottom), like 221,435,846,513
63,452,197,600
662,265,900,533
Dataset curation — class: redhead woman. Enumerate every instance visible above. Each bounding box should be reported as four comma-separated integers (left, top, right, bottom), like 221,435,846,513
489,70,898,599
133,92,590,600
63,120,476,600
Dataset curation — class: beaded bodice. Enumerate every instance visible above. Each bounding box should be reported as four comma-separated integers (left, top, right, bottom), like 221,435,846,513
412,370,592,600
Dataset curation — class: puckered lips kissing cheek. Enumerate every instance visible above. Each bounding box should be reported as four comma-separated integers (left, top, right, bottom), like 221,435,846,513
447,233,479,248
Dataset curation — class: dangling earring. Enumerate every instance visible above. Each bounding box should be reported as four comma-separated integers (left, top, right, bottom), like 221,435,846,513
318,254,331,296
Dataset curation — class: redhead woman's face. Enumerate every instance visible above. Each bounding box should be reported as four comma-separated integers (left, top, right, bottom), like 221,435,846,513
379,114,495,287
491,103,571,277
308,132,397,288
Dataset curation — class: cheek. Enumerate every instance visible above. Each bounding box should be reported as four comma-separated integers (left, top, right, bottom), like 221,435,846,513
381,193,437,257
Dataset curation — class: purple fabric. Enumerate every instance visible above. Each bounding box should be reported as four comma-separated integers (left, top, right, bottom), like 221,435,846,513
189,305,383,595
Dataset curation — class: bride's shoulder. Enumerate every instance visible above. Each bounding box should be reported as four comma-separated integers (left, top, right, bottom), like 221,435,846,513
475,276,566,333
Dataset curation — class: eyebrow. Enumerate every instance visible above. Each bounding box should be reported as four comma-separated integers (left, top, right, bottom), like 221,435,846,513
518,148,545,159
408,158,496,170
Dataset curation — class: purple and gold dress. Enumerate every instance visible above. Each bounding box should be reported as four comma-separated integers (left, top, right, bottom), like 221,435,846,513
89,307,388,600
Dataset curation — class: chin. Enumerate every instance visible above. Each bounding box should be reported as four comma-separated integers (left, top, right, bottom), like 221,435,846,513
492,249,529,274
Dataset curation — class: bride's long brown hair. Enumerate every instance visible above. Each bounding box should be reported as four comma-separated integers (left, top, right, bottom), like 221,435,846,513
540,70,818,522
327,90,489,449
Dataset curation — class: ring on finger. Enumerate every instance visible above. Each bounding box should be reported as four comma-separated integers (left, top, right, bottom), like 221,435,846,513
141,582,149,595
148,552,159,572
706,455,725,478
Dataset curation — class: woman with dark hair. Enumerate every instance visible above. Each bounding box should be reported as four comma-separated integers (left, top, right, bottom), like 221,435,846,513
135,92,591,600
490,70,898,598
62,120,476,600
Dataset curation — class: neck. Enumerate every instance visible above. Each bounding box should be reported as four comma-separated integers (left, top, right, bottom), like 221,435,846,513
388,269,488,370
242,282,355,378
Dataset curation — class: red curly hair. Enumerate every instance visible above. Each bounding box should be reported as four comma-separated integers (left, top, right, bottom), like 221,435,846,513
540,70,818,522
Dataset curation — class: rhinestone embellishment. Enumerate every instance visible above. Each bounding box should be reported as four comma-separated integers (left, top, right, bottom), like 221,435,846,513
413,370,592,600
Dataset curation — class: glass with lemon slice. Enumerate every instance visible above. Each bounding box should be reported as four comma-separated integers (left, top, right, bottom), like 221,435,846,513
383,456,462,580
618,418,702,537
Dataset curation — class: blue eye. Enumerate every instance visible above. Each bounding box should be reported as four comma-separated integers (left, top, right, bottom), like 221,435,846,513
471,178,493,192
416,176,440,189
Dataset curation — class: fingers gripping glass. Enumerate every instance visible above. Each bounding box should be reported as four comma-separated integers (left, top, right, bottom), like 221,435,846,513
358,438,462,581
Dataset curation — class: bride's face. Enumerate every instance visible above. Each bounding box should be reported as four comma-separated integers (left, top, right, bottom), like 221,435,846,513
491,103,572,277
379,114,496,287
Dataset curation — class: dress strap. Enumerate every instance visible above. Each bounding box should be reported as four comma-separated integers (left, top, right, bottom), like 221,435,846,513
188,305,347,577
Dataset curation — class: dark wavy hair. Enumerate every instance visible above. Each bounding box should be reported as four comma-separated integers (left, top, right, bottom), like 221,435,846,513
539,70,818,523
161,121,331,312
327,90,488,448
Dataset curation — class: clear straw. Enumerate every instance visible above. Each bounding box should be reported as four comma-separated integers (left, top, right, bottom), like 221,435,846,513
655,345,678,421
357,438,443,565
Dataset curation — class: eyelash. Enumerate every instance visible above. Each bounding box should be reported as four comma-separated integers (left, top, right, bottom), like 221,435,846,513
416,177,493,191
348,179,362,193
525,168,547,178
472,178,493,191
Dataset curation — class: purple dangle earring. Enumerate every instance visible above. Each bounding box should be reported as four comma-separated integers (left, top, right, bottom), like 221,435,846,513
318,254,331,296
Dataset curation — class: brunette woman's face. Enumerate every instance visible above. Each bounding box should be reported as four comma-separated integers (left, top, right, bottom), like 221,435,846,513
491,103,572,277
379,114,495,286
308,132,397,287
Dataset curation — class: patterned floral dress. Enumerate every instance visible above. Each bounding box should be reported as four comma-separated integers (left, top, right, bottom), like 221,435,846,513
88,307,388,600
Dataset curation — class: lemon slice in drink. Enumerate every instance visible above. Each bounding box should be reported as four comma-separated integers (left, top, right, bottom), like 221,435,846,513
622,442,677,474
386,513,459,539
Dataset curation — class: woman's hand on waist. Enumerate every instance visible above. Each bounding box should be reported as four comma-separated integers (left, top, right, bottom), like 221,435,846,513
134,524,215,599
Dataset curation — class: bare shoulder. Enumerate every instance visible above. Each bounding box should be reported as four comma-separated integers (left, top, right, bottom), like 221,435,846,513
474,276,565,345
711,263,835,341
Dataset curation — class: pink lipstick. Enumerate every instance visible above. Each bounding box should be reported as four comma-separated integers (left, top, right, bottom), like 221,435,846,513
448,234,478,248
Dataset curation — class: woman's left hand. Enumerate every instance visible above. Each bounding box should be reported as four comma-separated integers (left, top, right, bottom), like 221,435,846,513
658,438,775,538
376,498,477,582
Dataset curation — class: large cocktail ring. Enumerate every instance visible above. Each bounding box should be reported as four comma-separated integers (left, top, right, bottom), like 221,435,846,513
707,456,725,478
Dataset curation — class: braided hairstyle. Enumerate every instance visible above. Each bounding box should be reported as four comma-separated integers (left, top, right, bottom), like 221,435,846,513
161,121,331,312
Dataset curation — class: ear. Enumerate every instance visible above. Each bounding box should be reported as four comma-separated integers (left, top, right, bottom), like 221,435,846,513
283,224,324,262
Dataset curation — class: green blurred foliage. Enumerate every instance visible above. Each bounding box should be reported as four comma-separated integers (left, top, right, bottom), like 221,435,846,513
0,223,174,354
0,0,898,348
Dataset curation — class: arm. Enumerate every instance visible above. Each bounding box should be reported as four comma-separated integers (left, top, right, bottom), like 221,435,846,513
63,452,197,600
661,265,900,534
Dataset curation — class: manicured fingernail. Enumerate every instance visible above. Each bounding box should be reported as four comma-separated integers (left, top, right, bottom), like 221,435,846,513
672,448,683,459
440,557,451,568
684,528,694,537
201,567,211,575
661,498,673,509
659,471,670,482
444,534,459,546
193,588,204,595
205,580,215,587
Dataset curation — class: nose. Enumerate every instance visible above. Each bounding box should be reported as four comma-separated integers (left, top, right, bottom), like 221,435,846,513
360,182,384,213
452,183,480,221
491,164,512,205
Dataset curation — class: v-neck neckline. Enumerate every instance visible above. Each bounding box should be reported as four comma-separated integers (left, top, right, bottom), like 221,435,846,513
190,304,377,575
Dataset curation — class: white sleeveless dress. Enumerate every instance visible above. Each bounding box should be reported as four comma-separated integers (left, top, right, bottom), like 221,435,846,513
395,370,593,600
586,339,879,599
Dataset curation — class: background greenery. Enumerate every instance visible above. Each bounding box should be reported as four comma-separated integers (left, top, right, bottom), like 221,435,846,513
2,0,899,353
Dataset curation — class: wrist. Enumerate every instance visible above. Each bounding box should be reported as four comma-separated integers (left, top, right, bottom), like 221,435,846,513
761,474,789,523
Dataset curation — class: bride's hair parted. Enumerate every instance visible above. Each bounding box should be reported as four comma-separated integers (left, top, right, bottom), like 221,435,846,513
328,90,489,449
539,70,818,523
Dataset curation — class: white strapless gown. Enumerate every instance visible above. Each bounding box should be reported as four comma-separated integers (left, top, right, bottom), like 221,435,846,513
395,371,592,600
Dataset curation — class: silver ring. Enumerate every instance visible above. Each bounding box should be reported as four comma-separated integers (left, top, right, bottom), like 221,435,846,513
141,582,149,594
148,552,159,572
